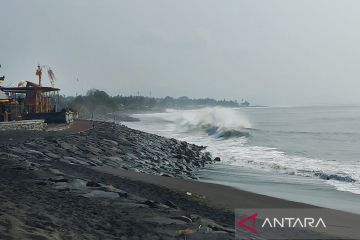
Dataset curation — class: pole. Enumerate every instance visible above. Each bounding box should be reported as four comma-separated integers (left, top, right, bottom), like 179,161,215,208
36,65,42,86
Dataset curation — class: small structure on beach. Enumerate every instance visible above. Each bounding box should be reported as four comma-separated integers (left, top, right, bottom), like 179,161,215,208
1,81,60,116
0,65,75,124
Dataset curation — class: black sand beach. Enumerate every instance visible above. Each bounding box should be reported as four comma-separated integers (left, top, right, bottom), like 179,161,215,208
0,120,355,239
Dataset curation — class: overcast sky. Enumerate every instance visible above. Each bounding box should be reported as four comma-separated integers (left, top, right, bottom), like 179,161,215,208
1,0,360,106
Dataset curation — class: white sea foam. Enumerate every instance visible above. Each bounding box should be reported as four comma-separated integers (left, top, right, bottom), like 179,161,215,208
171,107,251,130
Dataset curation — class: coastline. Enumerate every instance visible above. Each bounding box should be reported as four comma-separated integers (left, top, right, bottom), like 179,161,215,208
0,120,356,239
198,163,360,215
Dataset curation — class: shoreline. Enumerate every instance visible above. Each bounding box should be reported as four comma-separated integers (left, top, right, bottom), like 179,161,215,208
93,166,314,210
198,163,360,215
0,120,357,239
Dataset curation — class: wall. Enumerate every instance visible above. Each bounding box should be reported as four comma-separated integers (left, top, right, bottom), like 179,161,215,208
0,120,47,131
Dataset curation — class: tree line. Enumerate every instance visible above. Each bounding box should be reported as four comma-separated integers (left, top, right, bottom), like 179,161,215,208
60,89,247,115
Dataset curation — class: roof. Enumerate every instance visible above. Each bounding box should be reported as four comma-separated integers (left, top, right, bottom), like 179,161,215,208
0,86,60,93
0,81,60,93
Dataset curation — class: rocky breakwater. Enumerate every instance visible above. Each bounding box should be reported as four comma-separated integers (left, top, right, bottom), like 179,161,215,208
1,121,214,179
0,121,236,240
0,120,47,131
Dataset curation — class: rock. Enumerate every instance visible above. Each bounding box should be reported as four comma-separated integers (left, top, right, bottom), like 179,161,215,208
12,166,26,171
69,179,87,190
86,181,101,187
102,139,118,145
214,157,221,162
200,219,235,234
35,181,47,186
113,202,149,209
0,153,21,159
129,195,148,203
143,216,188,225
117,190,128,198
83,190,119,199
189,214,201,221
171,216,192,223
164,200,177,209
161,173,173,177
143,200,160,208
45,152,61,159
48,168,64,175
54,182,70,190
48,177,68,183
59,142,77,151
99,185,128,198
26,149,46,157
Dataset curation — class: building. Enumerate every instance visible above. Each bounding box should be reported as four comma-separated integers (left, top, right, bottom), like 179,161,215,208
0,81,60,122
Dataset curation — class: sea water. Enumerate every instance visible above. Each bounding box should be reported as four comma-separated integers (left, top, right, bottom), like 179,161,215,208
125,106,360,213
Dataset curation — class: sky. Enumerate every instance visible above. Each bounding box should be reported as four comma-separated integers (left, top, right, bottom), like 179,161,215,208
1,0,360,106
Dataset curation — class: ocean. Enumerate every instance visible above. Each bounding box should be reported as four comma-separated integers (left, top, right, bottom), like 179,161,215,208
125,106,360,213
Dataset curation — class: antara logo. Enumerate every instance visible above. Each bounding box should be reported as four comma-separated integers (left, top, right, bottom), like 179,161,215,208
236,213,259,233
262,217,326,228
236,213,326,234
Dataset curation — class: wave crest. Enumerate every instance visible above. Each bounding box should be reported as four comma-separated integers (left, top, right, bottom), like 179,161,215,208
174,107,251,139
314,172,356,183
205,126,250,139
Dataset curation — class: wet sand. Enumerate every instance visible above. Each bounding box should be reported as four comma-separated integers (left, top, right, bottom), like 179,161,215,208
95,166,313,210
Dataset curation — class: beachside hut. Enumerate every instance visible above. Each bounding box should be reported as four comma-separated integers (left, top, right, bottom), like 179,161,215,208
0,81,60,121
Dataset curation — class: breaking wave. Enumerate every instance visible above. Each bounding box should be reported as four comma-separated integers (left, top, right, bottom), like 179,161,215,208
205,126,250,139
172,107,251,139
313,172,356,183
217,144,360,193
126,107,360,195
